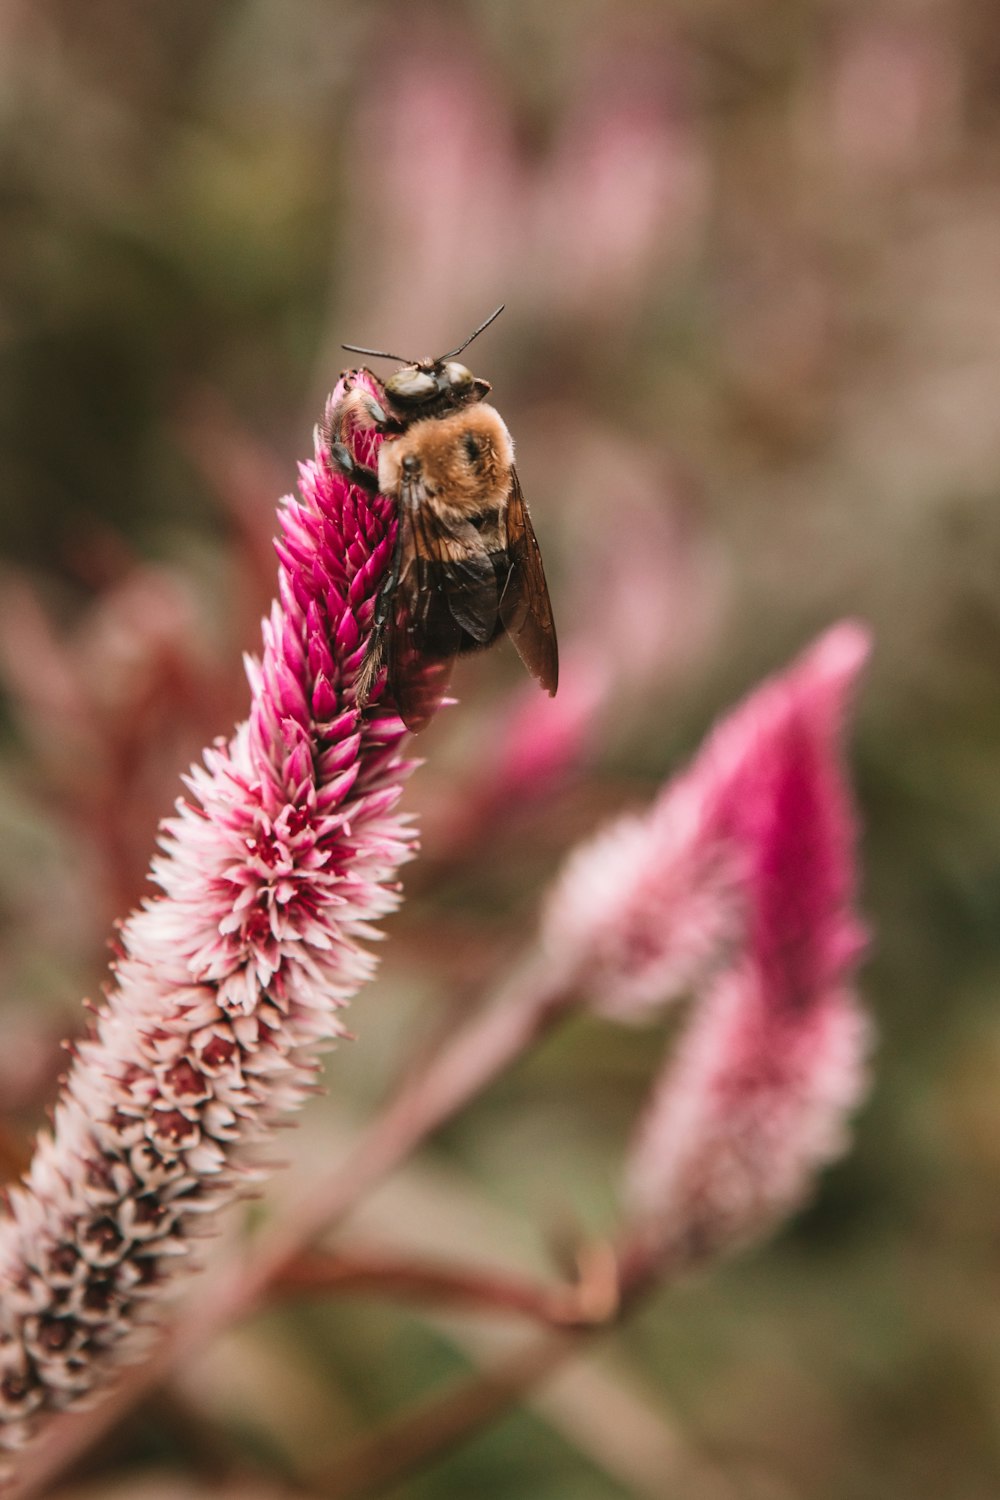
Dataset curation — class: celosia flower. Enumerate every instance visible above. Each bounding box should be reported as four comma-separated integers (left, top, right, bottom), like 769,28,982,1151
0,375,414,1453
544,624,871,1266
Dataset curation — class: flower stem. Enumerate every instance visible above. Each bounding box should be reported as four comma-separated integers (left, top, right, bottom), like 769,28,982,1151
270,1243,607,1326
322,1330,584,1500
310,1232,681,1500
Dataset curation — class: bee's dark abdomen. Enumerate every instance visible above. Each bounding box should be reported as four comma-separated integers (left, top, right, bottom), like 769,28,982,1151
416,551,511,660
456,549,510,655
456,616,506,655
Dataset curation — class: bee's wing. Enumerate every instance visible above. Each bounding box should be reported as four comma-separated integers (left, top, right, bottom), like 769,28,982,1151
386,569,456,732
385,479,499,732
498,469,559,695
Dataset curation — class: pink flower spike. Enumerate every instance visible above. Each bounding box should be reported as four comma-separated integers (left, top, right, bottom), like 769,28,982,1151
543,622,870,1022
0,377,415,1455
615,623,872,1266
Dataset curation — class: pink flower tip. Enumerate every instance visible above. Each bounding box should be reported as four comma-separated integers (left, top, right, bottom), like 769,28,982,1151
626,623,872,1264
542,621,870,1020
542,622,872,1266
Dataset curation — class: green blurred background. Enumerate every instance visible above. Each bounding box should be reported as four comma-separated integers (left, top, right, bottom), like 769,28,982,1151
3,2,1000,1496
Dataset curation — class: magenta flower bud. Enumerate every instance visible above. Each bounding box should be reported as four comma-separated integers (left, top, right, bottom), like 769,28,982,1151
622,625,871,1264
0,379,415,1453
544,625,869,1015
544,624,870,1266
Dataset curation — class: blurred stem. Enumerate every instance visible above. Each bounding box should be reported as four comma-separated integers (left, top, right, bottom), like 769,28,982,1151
8,950,582,1499
311,1231,678,1500
321,1331,584,1500
271,1241,617,1327
234,952,580,1300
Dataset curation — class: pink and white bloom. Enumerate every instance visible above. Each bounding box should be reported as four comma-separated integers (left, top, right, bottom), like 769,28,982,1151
545,624,871,1264
0,377,414,1452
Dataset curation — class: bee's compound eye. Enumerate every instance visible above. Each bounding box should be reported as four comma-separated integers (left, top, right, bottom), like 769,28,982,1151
442,361,474,392
385,366,438,404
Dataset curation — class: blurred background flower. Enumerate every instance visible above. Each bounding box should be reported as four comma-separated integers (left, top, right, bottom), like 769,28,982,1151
2,1,1000,1496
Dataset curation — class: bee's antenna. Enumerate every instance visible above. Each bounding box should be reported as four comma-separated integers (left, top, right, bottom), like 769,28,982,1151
437,304,505,362
340,342,410,361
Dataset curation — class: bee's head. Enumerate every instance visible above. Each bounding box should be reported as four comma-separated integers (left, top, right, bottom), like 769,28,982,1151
384,359,491,409
341,305,503,411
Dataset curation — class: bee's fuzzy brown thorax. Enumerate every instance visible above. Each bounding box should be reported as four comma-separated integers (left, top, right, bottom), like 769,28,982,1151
377,404,514,514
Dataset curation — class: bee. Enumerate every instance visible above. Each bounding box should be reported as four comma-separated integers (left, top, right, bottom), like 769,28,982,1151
323,305,558,732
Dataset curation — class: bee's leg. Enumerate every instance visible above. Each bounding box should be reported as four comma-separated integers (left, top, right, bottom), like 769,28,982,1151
328,441,380,494
324,384,397,493
358,394,389,428
326,387,392,441
369,511,406,644
375,526,404,628
359,394,405,440
356,513,405,707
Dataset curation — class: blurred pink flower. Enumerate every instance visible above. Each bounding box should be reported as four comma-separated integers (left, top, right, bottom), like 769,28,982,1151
544,624,868,1016
0,377,415,1453
823,16,961,180
334,16,705,360
543,623,870,1264
0,548,258,930
622,624,870,1264
337,26,518,363
532,31,707,325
